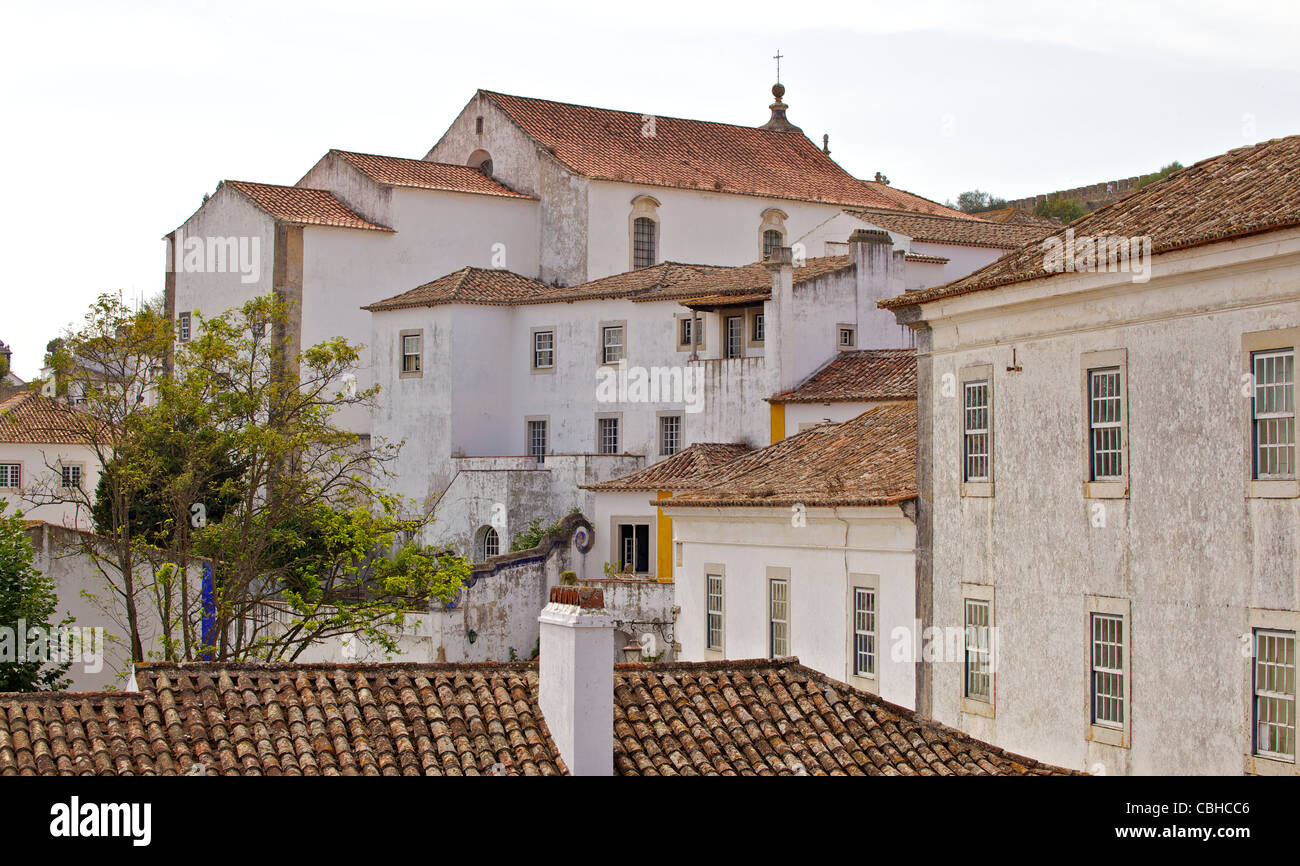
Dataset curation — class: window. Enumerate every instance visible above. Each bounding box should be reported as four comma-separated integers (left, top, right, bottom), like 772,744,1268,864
964,599,992,703
706,573,724,651
1252,348,1295,480
659,415,682,456
532,329,554,370
400,331,422,376
675,315,703,352
838,326,856,349
751,312,765,344
615,522,650,573
178,312,192,343
602,325,625,365
60,464,82,490
1090,613,1125,729
762,229,783,258
527,419,548,463
633,217,657,268
0,463,19,489
598,416,620,454
476,526,500,561
852,586,877,678
725,316,743,359
475,115,483,134
1088,368,1123,480
769,576,789,657
963,380,990,482
680,317,693,347
1254,629,1296,762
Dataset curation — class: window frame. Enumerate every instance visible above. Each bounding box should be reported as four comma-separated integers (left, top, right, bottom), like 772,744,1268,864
1243,328,1298,498
1246,608,1300,775
475,525,500,561
960,364,994,497
530,327,555,374
960,582,995,718
600,321,626,366
658,412,682,457
747,307,766,348
1080,349,1128,499
1085,594,1130,748
704,567,725,656
525,416,548,463
847,573,880,691
838,324,857,350
596,413,621,455
0,461,21,490
59,462,84,491
758,208,788,259
768,567,791,658
399,328,423,379
675,313,704,353
609,515,653,576
724,315,744,359
178,311,192,343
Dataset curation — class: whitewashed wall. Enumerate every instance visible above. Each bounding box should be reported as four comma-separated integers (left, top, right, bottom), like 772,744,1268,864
1,442,102,530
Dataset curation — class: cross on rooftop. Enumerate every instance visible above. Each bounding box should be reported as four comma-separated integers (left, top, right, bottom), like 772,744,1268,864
773,50,784,83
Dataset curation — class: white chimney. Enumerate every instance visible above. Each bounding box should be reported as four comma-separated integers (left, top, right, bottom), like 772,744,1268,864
538,585,614,776
766,245,798,392
850,229,909,349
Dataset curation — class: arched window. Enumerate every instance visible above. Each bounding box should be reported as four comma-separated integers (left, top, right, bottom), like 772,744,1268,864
476,526,500,561
759,208,789,259
468,149,493,178
763,229,783,258
629,195,661,269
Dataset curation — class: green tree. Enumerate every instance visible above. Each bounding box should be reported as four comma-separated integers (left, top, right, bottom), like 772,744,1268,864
0,502,73,691
1135,161,1184,191
1034,195,1087,224
954,190,1008,214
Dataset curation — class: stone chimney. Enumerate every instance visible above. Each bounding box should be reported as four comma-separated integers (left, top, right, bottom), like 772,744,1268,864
849,229,909,349
766,245,799,392
538,585,614,776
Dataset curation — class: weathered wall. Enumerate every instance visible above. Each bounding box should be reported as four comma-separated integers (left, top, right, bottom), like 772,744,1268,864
1,442,102,530
915,229,1300,774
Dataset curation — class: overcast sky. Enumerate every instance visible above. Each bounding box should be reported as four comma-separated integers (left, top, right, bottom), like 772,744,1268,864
2,0,1297,379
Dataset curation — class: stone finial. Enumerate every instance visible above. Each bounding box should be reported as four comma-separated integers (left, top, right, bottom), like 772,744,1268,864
760,83,802,133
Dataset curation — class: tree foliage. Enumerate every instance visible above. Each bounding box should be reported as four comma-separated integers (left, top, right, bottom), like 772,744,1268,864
1135,161,1185,191
954,190,1008,214
0,502,72,691
1034,195,1087,224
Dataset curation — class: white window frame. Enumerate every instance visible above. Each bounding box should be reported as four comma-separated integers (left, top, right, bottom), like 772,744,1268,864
1252,347,1295,481
658,413,682,456
1243,329,1299,498
960,582,995,717
59,463,83,491
1246,608,1300,774
609,515,653,575
768,567,790,657
1253,628,1296,763
0,462,21,490
476,525,500,561
399,329,423,378
675,314,704,353
596,414,621,455
1085,594,1130,748
838,324,856,350
705,568,725,655
724,315,744,359
178,311,192,343
601,322,626,366
1080,349,1128,499
961,363,993,496
531,328,555,373
525,416,548,463
749,309,765,347
847,573,879,691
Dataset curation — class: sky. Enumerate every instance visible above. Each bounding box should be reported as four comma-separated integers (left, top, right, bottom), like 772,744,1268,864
2,0,1298,379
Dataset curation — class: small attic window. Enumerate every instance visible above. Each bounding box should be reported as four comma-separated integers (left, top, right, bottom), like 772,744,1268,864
475,116,484,134
468,149,493,178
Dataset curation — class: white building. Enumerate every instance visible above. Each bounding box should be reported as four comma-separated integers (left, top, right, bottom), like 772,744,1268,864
661,404,919,708
0,391,102,530
884,133,1300,775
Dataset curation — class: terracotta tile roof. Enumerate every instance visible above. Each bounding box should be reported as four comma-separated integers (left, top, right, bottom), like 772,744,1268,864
329,150,534,199
583,443,751,492
660,402,917,508
224,181,393,232
482,90,967,216
846,208,1054,249
0,659,1071,776
882,134,1300,309
0,391,97,445
362,267,555,311
0,663,564,776
770,348,916,403
904,252,949,265
613,659,1071,775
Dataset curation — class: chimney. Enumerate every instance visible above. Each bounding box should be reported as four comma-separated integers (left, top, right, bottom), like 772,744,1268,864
538,585,614,776
766,246,799,392
849,229,908,349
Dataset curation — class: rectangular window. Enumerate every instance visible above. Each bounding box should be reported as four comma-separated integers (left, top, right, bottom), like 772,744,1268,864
963,380,990,482
725,316,743,359
853,587,876,678
752,312,765,343
616,522,650,573
1254,629,1296,761
659,415,682,456
602,325,625,365
1090,613,1125,729
401,333,422,374
598,416,620,454
60,464,82,490
178,312,192,343
706,574,724,651
676,316,703,352
527,419,547,462
964,599,991,702
1253,348,1295,480
839,326,856,349
532,330,554,370
0,463,20,489
769,577,789,657
679,317,693,348
633,217,657,268
1088,367,1123,480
